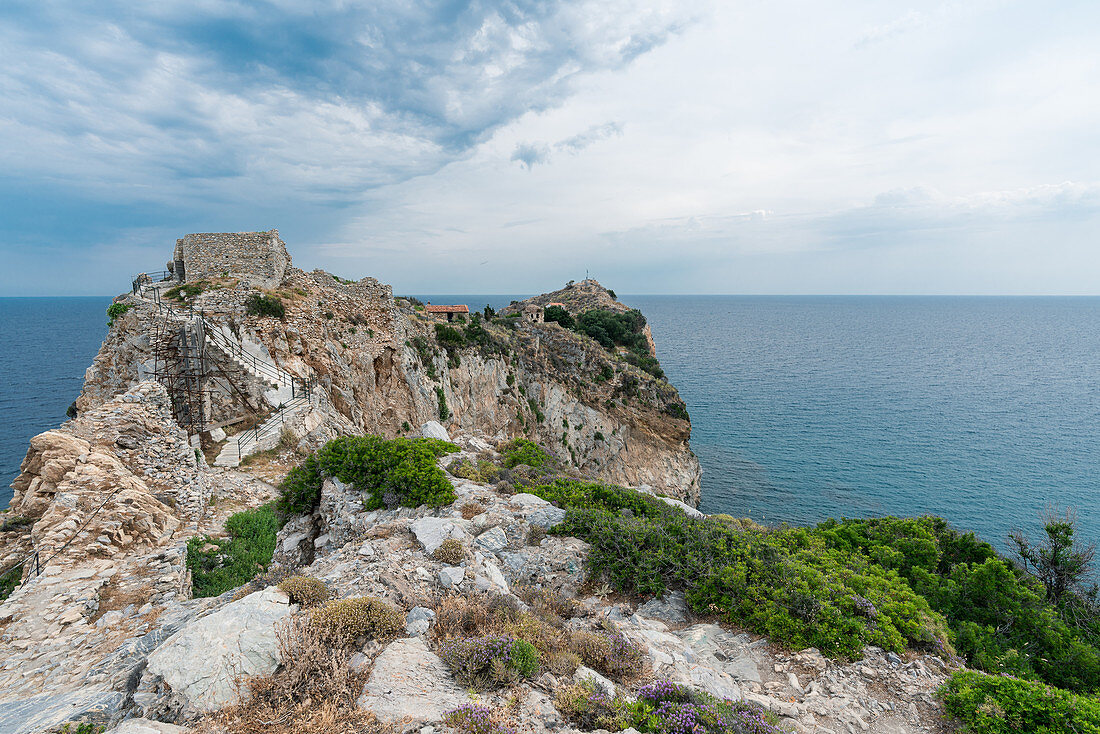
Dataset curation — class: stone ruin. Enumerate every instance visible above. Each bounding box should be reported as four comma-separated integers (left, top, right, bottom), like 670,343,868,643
170,230,290,288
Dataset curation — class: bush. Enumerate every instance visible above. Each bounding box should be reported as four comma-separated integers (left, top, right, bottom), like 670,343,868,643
940,670,1100,733
443,704,516,734
278,575,330,607
434,538,466,564
106,302,133,326
554,680,629,731
0,563,22,602
438,635,540,689
437,386,451,420
448,458,500,484
627,681,784,734
312,596,404,641
500,438,556,470
544,305,574,329
246,293,286,319
570,627,647,680
276,435,460,516
186,504,279,597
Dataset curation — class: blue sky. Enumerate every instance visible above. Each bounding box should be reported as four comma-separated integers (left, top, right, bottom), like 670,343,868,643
2,0,1098,295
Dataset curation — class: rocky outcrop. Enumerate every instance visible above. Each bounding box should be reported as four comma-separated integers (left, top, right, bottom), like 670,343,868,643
137,588,294,717
357,637,471,725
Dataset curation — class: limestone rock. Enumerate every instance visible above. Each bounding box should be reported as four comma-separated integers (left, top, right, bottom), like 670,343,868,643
358,638,470,726
0,688,127,734
143,588,293,713
637,590,690,624
420,421,450,441
574,665,617,697
410,517,467,555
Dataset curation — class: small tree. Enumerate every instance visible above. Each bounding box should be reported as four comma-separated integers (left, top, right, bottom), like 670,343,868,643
1011,507,1096,606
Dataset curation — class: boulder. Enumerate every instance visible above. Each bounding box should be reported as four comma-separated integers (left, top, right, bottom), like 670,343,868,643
406,606,437,636
528,506,566,529
438,566,465,589
143,587,293,713
358,638,470,726
409,517,467,555
420,421,450,441
637,590,690,624
574,665,617,697
474,526,508,554
509,493,550,508
657,495,704,518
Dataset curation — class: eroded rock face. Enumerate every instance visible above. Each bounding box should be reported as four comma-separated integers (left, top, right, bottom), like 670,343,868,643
139,588,293,716
7,383,200,578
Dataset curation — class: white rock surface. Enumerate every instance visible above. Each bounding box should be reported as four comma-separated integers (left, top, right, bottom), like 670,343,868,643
420,421,450,441
358,638,470,725
509,493,550,508
144,587,293,712
410,517,467,555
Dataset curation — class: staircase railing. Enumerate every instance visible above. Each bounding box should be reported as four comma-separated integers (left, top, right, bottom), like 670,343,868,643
230,392,312,459
131,270,317,426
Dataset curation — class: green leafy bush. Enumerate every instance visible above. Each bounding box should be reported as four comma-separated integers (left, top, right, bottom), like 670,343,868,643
186,504,279,597
106,302,133,326
277,575,331,607
164,280,209,301
437,385,451,420
246,293,286,319
0,563,22,602
276,435,460,516
500,438,556,470
940,670,1100,733
439,635,540,689
544,305,575,328
447,457,500,483
312,596,404,641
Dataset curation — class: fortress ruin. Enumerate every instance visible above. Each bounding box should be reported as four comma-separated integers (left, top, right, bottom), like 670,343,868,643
171,230,290,288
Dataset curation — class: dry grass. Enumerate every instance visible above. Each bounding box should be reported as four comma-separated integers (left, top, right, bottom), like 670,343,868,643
90,578,154,622
194,616,392,734
460,501,485,520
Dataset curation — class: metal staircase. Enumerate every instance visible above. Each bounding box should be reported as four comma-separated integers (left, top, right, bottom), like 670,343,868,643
131,272,318,467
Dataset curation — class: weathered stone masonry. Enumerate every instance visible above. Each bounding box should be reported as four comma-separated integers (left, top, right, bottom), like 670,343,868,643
172,230,290,288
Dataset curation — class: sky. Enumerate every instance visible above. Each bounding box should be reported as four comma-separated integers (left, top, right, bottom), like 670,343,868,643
1,0,1098,296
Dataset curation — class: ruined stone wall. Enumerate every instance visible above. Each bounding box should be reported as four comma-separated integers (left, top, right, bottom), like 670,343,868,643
173,230,290,288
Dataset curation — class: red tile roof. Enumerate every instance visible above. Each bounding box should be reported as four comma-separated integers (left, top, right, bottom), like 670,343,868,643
425,304,469,313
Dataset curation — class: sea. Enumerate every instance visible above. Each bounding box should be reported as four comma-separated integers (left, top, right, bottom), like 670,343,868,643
3,295,1098,552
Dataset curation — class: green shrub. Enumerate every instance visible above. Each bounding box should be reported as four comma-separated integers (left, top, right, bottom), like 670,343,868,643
940,670,1100,733
276,435,460,516
500,438,556,470
439,635,540,689
0,563,22,602
278,575,331,607
0,514,34,533
246,293,286,319
447,457,500,483
571,627,647,680
434,538,466,564
436,386,451,420
312,596,404,641
186,504,279,597
106,302,133,326
544,305,574,329
554,680,629,731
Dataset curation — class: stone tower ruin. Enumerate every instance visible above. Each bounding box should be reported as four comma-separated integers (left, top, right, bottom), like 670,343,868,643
171,229,290,288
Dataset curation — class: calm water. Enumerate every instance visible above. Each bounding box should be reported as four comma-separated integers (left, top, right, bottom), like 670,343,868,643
4,295,1099,551
0,297,111,509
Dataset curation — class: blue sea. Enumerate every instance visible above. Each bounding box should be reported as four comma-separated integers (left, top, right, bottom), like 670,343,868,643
4,295,1099,552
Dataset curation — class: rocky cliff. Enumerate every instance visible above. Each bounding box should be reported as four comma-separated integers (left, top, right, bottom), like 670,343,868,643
78,253,700,503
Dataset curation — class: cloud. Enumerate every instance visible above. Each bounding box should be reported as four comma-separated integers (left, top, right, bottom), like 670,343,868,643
511,142,551,169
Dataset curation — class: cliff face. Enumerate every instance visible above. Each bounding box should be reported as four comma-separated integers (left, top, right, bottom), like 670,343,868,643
77,262,701,503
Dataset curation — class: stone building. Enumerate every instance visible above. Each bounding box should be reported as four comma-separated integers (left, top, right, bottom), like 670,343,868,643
171,230,290,288
425,304,470,322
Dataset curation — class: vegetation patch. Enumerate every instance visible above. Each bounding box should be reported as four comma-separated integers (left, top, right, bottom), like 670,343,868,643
246,293,286,319
447,457,500,483
0,562,23,602
164,280,211,301
940,670,1100,734
437,385,451,421
312,596,404,642
499,438,556,470
106,302,133,326
277,435,459,516
443,704,516,734
277,575,331,607
433,538,466,565
438,634,540,689
186,504,280,598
